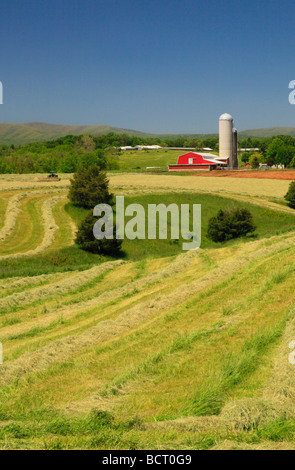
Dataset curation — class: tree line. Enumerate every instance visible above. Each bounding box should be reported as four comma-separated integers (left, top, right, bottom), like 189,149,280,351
1,132,295,174
0,133,220,174
240,135,295,167
0,135,120,174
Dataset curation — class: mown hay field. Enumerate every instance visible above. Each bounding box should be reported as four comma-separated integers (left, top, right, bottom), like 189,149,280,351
0,175,295,450
109,173,291,199
0,173,290,199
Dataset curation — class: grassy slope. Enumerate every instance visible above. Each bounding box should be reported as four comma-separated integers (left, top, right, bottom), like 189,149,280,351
240,127,295,138
2,121,295,145
0,123,151,145
0,185,295,449
1,192,294,277
117,149,181,170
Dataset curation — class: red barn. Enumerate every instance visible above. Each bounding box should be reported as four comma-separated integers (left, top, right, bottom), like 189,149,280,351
168,152,228,172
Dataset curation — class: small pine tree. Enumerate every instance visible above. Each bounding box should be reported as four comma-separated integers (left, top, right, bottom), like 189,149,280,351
249,154,261,169
76,211,123,256
285,181,295,209
69,165,113,209
207,208,256,242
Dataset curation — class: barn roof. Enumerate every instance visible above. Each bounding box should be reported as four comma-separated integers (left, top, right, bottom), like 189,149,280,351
177,152,227,165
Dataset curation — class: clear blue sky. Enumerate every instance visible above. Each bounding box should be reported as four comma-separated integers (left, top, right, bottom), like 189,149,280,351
1,0,295,133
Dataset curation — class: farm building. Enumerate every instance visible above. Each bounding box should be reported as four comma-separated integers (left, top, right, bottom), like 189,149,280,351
168,152,228,172
120,145,162,150
168,113,238,171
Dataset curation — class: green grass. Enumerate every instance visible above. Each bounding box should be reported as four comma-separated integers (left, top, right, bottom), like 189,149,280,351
182,321,286,417
117,149,181,171
1,192,294,278
0,123,153,146
68,192,295,254
1,186,295,449
0,245,108,279
121,193,295,258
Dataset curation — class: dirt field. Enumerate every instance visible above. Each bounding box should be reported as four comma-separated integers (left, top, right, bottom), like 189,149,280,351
199,170,295,180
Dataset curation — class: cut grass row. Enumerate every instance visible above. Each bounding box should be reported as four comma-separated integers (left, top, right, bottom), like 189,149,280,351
1,190,294,278
1,229,293,351
0,229,294,388
0,193,46,255
1,185,295,449
0,236,295,448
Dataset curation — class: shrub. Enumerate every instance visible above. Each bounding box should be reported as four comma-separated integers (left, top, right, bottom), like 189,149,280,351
241,152,251,164
69,165,113,209
207,208,256,242
266,157,275,167
285,181,295,209
249,154,261,169
76,211,123,256
87,410,115,430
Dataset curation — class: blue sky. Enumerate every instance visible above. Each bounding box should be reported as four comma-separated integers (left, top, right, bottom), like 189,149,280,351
1,0,295,133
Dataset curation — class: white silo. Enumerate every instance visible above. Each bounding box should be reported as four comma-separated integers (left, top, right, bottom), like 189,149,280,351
219,113,234,166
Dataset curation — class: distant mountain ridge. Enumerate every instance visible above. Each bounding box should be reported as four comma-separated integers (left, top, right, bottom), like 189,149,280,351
0,122,151,145
1,122,295,145
238,127,295,138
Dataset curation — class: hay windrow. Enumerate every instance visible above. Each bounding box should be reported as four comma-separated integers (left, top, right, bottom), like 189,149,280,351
208,307,295,433
0,189,68,245
0,260,124,311
0,192,26,242
2,176,295,449
0,250,200,339
3,229,293,332
1,230,295,387
0,196,65,259
220,398,295,432
263,306,295,403
147,304,295,435
0,272,60,293
0,174,71,191
69,248,201,308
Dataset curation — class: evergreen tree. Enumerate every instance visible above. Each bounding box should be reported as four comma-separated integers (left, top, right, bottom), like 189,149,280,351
76,210,123,255
69,165,113,209
285,181,295,209
207,208,256,242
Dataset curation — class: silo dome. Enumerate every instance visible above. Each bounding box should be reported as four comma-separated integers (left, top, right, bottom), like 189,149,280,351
219,113,233,121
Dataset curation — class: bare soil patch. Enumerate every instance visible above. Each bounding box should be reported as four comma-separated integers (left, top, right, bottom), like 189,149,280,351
196,170,295,180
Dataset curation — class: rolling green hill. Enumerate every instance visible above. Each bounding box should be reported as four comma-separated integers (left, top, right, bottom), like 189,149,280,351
240,127,295,138
0,122,151,145
2,121,295,146
0,122,221,145
1,175,295,449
